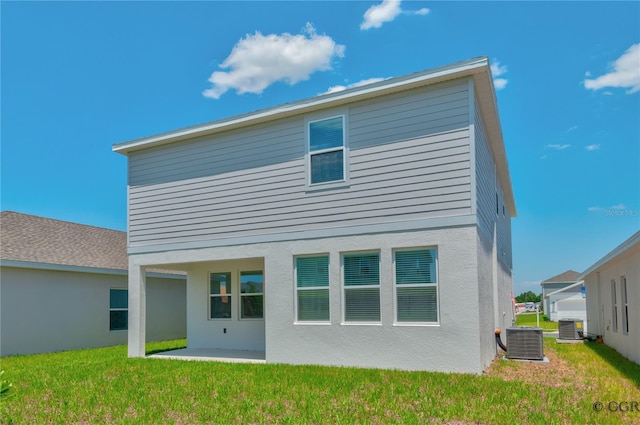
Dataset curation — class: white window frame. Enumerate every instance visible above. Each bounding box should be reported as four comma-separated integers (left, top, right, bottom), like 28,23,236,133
109,288,128,331
621,276,629,335
209,272,233,321
341,251,381,325
239,270,264,320
294,254,331,324
611,279,618,333
393,247,439,326
305,112,349,190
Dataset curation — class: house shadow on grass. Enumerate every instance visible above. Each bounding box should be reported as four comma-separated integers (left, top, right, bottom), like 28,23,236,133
145,339,188,356
583,340,640,388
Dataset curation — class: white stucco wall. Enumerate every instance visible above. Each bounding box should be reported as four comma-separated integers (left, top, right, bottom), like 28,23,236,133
187,258,265,351
128,225,501,374
584,242,639,364
0,266,186,356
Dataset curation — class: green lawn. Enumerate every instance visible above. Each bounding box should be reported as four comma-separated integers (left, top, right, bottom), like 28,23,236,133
515,312,559,331
1,339,639,424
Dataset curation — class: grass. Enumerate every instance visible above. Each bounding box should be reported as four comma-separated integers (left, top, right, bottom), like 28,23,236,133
515,312,559,331
1,339,639,424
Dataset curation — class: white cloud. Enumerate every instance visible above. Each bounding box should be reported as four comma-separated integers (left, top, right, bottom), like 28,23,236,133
587,206,603,212
490,60,508,90
414,8,430,16
203,23,345,99
567,125,578,132
584,43,640,94
585,144,600,151
610,203,626,210
546,144,571,150
324,77,387,94
361,0,402,30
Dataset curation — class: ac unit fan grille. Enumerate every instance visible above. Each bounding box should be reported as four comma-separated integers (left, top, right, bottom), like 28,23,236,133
506,327,544,360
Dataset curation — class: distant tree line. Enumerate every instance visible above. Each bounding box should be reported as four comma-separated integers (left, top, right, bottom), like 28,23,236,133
515,291,542,303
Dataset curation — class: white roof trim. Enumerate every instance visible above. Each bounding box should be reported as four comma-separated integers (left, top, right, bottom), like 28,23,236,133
579,230,640,280
545,280,585,298
0,260,185,280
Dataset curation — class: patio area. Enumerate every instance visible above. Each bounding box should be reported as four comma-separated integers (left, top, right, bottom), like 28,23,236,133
148,348,266,364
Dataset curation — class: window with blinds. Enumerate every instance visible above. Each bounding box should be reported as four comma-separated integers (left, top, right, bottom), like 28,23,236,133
295,256,330,322
394,248,438,323
343,252,380,322
611,279,618,333
308,116,345,185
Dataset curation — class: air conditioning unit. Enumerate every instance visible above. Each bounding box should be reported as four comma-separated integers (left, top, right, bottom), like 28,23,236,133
506,327,544,360
558,319,584,340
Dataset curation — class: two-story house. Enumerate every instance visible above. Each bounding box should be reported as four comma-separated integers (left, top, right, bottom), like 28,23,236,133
113,57,516,374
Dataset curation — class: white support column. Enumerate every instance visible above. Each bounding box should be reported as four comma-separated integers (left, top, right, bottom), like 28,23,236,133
128,261,146,357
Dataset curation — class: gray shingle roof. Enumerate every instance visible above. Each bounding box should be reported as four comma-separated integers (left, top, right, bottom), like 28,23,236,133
541,270,581,284
1,211,128,270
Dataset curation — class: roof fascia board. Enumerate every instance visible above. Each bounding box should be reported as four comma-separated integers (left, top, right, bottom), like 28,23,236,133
0,260,184,280
545,280,585,298
113,57,488,154
579,230,640,280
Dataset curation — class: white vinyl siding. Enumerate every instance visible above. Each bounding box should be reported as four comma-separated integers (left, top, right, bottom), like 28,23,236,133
209,272,232,319
343,252,380,323
621,276,629,334
126,80,471,252
394,248,438,323
109,289,128,331
240,271,264,319
295,256,330,322
611,279,618,333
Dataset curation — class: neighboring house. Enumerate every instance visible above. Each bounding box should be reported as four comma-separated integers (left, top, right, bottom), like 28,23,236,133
0,211,186,356
582,231,639,365
540,270,581,318
113,57,516,374
545,280,587,324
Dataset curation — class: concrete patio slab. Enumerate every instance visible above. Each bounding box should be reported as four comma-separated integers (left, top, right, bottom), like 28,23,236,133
148,348,266,364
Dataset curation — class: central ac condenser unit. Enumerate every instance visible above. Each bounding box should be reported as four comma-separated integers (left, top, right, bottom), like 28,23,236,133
505,327,544,360
558,319,584,340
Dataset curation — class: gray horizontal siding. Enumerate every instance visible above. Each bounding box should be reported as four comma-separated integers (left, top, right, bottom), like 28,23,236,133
128,80,472,249
474,97,512,269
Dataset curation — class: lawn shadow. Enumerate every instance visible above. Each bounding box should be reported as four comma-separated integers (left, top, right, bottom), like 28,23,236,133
145,339,187,356
583,340,640,388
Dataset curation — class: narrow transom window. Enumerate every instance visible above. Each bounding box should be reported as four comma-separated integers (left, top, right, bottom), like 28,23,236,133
621,276,629,334
109,288,128,331
611,279,618,333
240,271,264,319
343,252,380,322
308,116,345,185
210,272,232,319
295,256,330,322
395,248,438,323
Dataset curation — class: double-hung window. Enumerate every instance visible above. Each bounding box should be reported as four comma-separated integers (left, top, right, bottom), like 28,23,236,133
295,256,330,322
621,276,629,334
240,271,264,319
210,272,232,319
307,115,347,186
109,288,128,331
394,248,438,323
343,252,380,322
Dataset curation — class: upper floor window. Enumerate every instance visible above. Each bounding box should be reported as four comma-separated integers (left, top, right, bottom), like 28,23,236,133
307,115,347,186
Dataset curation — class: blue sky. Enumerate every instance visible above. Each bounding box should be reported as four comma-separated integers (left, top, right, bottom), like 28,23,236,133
2,1,639,295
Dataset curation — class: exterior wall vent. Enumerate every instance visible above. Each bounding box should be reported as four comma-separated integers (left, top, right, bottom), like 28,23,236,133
558,319,584,340
505,327,544,360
